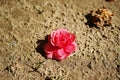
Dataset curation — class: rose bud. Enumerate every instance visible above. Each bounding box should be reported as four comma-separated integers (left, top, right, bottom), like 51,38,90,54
44,29,77,61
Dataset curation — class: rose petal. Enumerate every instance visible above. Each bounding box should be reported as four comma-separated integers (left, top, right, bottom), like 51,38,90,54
46,52,53,58
48,35,51,43
50,29,69,47
44,43,59,58
56,29,68,33
53,48,67,60
64,42,77,54
66,33,76,44
55,55,66,60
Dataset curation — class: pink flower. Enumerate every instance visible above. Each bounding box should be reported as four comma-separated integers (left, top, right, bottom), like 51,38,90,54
44,29,77,61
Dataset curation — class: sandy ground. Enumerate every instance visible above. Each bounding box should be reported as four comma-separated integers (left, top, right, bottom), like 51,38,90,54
0,0,120,80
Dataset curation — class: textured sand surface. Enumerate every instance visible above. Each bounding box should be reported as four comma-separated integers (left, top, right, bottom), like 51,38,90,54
0,0,120,80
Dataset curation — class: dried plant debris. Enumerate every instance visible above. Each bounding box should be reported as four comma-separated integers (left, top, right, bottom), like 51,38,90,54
87,7,114,27
106,0,117,2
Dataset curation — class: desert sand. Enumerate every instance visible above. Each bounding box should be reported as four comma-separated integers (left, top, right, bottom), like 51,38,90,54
0,0,120,80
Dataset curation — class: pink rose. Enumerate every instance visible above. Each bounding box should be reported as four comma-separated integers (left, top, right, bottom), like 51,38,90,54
44,29,77,60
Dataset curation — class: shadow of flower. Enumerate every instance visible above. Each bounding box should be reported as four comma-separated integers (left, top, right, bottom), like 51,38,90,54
35,36,48,58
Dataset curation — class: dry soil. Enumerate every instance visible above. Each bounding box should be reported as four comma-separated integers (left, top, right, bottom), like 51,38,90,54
0,0,120,80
